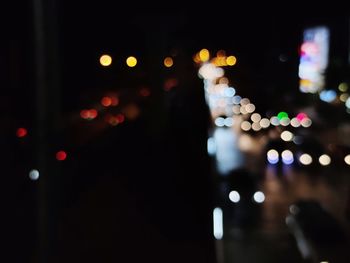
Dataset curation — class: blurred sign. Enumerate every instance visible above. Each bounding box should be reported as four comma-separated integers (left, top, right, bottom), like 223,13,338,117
299,26,330,93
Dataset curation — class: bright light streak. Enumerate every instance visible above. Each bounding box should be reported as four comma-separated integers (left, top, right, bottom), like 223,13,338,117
229,191,240,203
29,169,40,180
213,207,223,240
253,191,265,203
281,150,294,165
319,154,331,166
267,149,279,164
299,153,312,165
126,56,137,67
281,131,294,142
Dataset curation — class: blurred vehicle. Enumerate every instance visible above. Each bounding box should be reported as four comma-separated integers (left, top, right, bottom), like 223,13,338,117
217,168,264,227
286,199,349,262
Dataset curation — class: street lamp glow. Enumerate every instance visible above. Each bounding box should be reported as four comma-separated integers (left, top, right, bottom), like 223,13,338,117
226,55,237,66
299,153,312,165
319,154,331,166
164,57,173,67
126,56,137,67
99,54,112,66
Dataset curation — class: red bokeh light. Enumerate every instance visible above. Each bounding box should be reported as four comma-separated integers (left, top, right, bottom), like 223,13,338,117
139,87,151,97
101,96,112,107
296,112,307,122
16,128,28,138
116,114,125,123
56,151,67,161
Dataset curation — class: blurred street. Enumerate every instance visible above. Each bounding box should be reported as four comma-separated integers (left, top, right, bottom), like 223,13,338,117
3,3,350,263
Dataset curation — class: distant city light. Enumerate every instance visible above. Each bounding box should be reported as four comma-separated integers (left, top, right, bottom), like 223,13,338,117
319,154,331,166
99,54,112,66
267,149,279,164
253,191,265,203
251,113,261,123
199,49,210,62
260,118,270,128
299,27,329,93
207,137,216,155
229,190,240,203
301,118,312,128
290,118,301,127
224,87,236,97
163,57,173,67
215,117,225,127
16,128,27,138
319,89,337,103
344,155,350,165
338,82,348,92
126,56,137,67
240,98,250,106
252,122,261,131
346,98,350,109
281,150,294,165
277,111,288,120
213,207,223,240
224,117,234,127
139,88,151,97
56,151,67,161
241,121,251,131
299,153,312,165
245,103,256,113
270,116,280,126
281,131,294,142
101,96,112,107
198,63,224,80
296,112,307,122
29,169,40,181
80,109,98,120
226,55,237,66
340,93,349,102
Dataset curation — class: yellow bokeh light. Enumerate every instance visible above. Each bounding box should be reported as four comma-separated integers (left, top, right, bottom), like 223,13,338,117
338,82,348,92
164,57,173,67
100,54,112,66
226,56,237,66
126,56,137,67
199,49,210,62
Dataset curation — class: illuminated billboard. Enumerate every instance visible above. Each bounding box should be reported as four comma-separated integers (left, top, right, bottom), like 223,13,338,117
298,26,330,93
